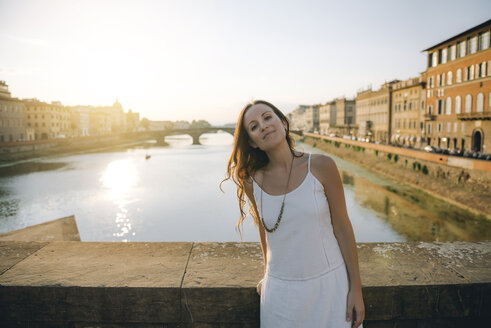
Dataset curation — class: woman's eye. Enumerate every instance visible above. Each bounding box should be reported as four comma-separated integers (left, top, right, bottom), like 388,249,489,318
251,125,257,131
265,116,271,120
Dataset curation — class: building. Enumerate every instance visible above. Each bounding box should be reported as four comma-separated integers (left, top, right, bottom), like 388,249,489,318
126,110,140,132
302,105,320,133
23,99,71,140
319,101,335,135
334,98,356,137
289,105,309,131
422,19,490,152
0,81,29,142
70,106,91,137
99,99,127,134
391,76,426,147
356,81,399,143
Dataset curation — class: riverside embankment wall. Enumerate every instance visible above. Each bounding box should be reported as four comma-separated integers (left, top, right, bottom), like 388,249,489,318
1,240,489,327
0,132,152,164
298,133,491,220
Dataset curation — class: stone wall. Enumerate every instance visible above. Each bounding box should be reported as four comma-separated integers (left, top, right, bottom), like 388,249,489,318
0,240,489,327
297,134,491,219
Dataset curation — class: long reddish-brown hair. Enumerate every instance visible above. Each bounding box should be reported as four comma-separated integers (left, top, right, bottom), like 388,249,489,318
220,100,299,237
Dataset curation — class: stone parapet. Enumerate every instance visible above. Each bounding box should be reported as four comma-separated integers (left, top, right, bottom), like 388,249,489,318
0,240,489,327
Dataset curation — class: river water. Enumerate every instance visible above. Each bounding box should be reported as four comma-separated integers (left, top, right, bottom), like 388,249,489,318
0,132,489,242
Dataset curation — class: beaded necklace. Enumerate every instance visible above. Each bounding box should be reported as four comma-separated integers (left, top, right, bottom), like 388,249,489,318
260,154,295,233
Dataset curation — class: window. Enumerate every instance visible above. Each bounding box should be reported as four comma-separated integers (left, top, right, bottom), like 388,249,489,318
483,31,490,50
456,69,462,83
455,96,461,114
471,36,477,54
454,122,458,132
441,73,445,86
432,52,437,67
450,45,456,61
446,97,452,114
456,41,461,57
447,122,451,132
476,93,484,112
478,32,484,51
442,48,447,63
461,39,467,57
465,66,470,81
427,123,432,134
438,49,443,64
428,105,433,115
438,99,444,114
437,123,442,132
447,71,452,85
470,65,474,80
465,94,472,113
466,37,471,54
479,62,486,78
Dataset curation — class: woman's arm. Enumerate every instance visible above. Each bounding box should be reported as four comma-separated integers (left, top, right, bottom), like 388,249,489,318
313,154,365,327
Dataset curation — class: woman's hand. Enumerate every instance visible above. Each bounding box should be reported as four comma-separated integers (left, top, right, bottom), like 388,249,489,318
346,288,365,328
256,278,264,296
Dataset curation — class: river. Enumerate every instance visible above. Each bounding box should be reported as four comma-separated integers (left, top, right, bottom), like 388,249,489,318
0,131,489,242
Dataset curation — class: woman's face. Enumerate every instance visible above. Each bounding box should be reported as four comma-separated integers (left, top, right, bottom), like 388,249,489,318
243,103,287,151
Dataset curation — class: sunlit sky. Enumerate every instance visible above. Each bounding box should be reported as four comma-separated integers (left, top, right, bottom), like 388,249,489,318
1,0,490,125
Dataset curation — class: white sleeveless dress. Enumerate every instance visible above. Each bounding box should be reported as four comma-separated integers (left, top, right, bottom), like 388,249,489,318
252,153,361,327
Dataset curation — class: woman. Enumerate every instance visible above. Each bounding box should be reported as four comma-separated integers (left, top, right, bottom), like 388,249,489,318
223,100,364,327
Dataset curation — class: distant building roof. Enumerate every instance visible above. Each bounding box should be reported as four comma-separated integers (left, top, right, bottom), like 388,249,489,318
422,19,491,52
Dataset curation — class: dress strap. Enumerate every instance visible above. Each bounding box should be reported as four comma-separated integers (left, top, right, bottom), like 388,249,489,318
307,153,311,173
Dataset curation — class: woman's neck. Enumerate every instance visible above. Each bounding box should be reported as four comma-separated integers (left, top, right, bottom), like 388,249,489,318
264,141,294,172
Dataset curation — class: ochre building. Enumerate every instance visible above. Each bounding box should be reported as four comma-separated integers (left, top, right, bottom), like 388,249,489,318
423,19,490,152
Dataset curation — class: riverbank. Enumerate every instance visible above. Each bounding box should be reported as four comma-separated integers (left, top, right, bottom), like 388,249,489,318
294,134,491,221
0,133,153,167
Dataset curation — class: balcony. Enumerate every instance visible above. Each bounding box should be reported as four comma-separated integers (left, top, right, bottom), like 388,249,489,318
457,112,491,120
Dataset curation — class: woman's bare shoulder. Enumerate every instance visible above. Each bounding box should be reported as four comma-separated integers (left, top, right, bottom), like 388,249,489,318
310,153,338,183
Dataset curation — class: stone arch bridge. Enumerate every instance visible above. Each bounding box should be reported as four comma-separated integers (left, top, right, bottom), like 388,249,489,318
147,127,235,145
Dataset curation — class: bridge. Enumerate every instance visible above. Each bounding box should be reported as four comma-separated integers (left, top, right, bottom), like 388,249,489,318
145,127,235,145
139,127,302,145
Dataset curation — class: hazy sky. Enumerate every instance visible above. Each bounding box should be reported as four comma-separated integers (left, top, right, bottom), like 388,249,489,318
1,0,490,125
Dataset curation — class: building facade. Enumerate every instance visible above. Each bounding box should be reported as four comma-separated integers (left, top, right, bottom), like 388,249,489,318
391,77,426,147
23,99,71,140
334,98,356,137
0,81,28,142
423,19,491,152
319,101,334,135
356,81,398,143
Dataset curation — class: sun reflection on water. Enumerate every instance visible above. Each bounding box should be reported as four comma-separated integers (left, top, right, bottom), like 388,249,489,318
100,159,138,241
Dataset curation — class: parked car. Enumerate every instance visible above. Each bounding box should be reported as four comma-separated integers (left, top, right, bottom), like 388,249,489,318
424,145,435,153
477,152,488,160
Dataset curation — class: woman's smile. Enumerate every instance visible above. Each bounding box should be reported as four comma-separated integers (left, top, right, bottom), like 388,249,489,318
263,130,275,140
